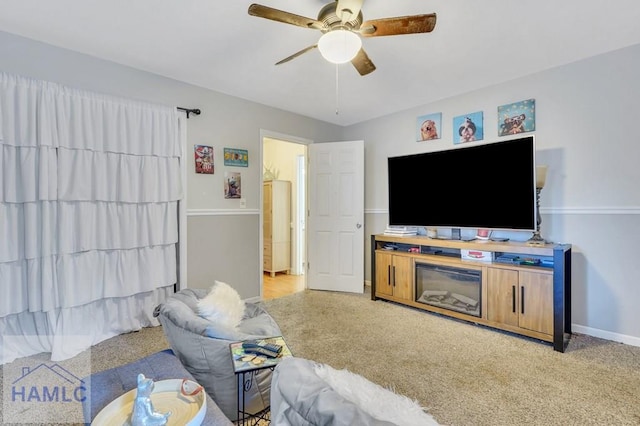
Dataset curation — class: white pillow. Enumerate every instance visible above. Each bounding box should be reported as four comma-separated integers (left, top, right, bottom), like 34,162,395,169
197,281,246,330
314,363,439,426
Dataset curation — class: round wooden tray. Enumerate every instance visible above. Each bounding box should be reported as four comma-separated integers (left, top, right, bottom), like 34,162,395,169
92,379,206,426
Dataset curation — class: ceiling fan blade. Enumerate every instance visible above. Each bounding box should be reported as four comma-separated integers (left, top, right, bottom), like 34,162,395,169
336,0,363,24
359,13,437,37
248,4,323,30
275,45,318,65
351,48,376,76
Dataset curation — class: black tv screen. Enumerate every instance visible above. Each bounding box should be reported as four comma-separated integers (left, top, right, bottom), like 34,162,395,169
388,136,536,231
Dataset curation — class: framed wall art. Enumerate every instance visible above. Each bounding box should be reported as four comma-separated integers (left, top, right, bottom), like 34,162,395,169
453,111,483,144
498,99,535,136
416,112,442,141
224,148,248,167
194,145,214,174
224,171,241,199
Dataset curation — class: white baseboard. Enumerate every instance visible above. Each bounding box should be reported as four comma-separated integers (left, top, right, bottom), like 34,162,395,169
571,324,640,348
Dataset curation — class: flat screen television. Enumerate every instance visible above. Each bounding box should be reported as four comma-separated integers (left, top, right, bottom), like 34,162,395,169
387,135,537,232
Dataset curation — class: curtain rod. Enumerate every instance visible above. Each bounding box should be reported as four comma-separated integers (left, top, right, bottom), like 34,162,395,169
176,107,201,119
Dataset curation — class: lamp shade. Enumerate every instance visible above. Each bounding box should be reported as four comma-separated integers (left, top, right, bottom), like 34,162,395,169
536,165,548,189
317,30,362,64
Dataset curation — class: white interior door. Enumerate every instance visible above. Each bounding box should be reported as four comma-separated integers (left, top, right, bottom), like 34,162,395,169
307,140,364,293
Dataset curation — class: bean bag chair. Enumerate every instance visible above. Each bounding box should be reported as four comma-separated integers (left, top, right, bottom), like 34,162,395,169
154,285,281,421
270,357,440,426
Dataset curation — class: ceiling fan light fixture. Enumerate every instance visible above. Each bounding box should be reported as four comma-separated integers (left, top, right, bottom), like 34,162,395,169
317,29,362,64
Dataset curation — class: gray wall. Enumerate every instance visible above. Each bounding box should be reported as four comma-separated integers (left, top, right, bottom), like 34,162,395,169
2,30,639,346
344,44,640,346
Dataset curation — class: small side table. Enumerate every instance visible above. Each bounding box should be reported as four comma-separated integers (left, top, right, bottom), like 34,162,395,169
229,336,293,425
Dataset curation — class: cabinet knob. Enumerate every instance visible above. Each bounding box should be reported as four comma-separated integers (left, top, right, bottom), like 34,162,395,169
356,223,362,229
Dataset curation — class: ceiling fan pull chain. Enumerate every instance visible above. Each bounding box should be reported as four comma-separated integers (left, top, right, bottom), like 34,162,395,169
335,64,339,115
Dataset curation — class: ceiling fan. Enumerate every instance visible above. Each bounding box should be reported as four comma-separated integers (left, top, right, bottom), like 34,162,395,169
248,0,437,76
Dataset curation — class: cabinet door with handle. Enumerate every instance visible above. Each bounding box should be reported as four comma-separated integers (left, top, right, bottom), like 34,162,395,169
375,252,413,301
392,256,413,301
487,267,553,336
375,252,394,297
487,268,519,327
518,271,553,335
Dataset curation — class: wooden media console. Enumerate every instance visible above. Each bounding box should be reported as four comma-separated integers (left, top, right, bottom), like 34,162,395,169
371,234,572,352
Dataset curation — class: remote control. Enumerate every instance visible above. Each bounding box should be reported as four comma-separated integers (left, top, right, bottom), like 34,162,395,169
241,341,283,358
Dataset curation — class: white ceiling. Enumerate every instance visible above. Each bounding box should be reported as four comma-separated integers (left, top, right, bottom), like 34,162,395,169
2,0,640,126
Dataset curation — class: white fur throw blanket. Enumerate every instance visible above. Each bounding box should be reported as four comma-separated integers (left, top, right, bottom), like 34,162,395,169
271,357,439,426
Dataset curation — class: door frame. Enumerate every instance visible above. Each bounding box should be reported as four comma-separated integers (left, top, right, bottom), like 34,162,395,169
259,129,313,297
294,154,306,275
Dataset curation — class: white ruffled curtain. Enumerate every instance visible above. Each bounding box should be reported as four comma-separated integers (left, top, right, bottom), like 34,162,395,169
0,72,182,363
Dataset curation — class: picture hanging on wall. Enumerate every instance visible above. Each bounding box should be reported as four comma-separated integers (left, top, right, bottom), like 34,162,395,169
224,148,249,167
453,111,483,144
416,112,442,141
194,144,214,174
224,171,241,199
498,98,535,136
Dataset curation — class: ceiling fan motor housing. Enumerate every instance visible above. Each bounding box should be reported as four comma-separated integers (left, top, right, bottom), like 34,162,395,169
317,2,363,32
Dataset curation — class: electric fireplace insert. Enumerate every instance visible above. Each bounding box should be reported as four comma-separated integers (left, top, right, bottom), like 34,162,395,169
415,263,481,317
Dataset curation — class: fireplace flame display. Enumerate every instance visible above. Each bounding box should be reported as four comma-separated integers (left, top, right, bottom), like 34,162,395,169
415,264,481,317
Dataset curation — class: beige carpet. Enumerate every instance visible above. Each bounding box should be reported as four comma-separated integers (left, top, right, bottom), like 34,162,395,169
0,328,171,426
262,288,640,426
2,288,639,425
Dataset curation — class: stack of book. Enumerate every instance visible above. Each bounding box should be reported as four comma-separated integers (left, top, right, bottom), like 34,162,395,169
383,226,418,236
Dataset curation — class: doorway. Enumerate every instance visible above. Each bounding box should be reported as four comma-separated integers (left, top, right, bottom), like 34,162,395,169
262,135,308,298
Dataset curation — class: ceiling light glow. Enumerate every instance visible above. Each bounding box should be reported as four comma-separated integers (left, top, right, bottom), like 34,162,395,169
317,30,362,64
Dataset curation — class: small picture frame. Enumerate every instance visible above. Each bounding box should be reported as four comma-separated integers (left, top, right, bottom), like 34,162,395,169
194,145,214,174
498,99,535,136
224,171,241,199
453,111,484,144
416,112,442,141
224,148,249,167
